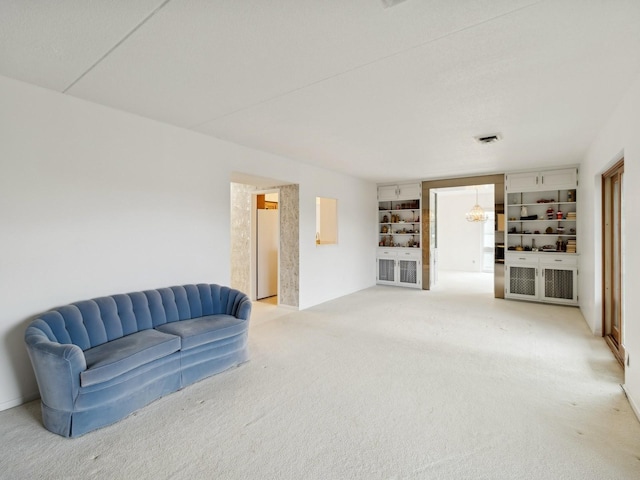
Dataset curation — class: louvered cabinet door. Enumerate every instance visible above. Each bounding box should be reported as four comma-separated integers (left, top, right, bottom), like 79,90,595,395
506,264,538,300
540,265,578,305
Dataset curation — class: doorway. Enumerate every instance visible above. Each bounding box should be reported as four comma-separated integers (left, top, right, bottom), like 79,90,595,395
422,174,505,297
429,185,495,293
602,159,624,365
256,192,279,303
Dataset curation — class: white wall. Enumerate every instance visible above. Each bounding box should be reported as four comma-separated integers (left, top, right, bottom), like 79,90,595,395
580,73,640,417
436,189,493,272
0,75,375,410
299,172,376,309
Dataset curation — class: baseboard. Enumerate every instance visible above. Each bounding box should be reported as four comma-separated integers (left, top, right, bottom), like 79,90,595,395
622,384,640,423
0,392,39,412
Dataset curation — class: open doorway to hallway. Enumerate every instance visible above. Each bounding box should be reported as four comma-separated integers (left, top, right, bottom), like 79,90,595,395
430,185,495,294
230,173,300,309
256,192,279,304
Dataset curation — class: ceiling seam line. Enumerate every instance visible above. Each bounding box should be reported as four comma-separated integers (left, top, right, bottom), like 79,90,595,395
189,0,545,130
62,0,173,94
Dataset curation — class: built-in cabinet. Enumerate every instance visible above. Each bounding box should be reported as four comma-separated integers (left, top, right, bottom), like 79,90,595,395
377,248,421,288
504,167,579,305
505,168,577,192
506,254,578,304
377,183,422,288
377,183,422,201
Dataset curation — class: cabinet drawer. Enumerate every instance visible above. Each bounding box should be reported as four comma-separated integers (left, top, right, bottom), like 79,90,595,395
377,249,397,257
540,254,578,266
397,249,421,259
505,253,537,264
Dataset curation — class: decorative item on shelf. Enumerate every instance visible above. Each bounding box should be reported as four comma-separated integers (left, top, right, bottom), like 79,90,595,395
465,189,489,223
546,207,555,219
545,226,553,234
515,245,524,251
568,190,576,202
556,211,563,219
520,205,528,217
534,230,541,234
531,239,537,251
557,226,565,234
381,225,389,233
382,215,389,223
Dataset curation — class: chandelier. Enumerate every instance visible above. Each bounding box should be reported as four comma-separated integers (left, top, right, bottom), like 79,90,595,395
466,189,488,223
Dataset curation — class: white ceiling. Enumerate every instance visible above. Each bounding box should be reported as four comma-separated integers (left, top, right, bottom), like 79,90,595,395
2,0,640,182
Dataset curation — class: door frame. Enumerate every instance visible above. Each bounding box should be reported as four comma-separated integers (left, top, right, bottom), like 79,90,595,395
602,159,624,365
251,189,281,303
421,174,505,295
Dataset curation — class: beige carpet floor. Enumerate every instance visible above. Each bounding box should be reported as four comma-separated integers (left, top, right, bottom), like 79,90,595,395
1,272,639,479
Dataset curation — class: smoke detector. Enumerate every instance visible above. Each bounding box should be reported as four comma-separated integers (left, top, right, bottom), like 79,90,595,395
474,133,502,144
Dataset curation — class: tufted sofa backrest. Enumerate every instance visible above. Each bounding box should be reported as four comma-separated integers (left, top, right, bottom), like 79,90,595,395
28,284,250,351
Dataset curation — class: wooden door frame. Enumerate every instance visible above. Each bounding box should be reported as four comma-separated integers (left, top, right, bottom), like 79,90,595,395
601,159,624,366
421,174,505,295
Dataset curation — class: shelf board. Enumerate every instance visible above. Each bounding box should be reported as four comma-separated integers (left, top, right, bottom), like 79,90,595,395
378,209,420,213
508,233,576,237
507,219,576,222
507,202,576,207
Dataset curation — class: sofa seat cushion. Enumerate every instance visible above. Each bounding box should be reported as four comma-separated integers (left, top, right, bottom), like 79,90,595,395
155,315,246,351
81,329,180,387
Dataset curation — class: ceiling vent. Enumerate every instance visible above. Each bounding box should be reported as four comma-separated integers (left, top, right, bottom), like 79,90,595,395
474,133,502,144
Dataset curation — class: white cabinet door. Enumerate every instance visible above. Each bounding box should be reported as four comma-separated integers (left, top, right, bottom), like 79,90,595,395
378,185,399,201
397,183,421,200
506,168,577,192
540,168,577,190
396,250,421,288
378,183,421,201
377,256,396,285
506,264,538,300
540,264,577,304
506,172,539,192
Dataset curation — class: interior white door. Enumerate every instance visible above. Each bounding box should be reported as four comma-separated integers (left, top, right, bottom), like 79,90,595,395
257,209,279,299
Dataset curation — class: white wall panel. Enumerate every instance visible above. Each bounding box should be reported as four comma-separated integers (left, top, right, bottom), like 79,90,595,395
0,75,375,409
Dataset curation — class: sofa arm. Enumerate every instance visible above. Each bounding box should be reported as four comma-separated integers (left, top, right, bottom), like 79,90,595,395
25,328,86,411
225,288,252,321
236,295,252,321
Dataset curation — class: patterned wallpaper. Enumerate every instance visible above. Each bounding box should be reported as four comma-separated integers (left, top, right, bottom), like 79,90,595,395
229,182,299,308
230,183,254,296
273,184,299,307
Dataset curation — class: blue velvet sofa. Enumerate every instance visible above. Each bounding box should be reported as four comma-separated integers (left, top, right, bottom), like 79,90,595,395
24,284,251,437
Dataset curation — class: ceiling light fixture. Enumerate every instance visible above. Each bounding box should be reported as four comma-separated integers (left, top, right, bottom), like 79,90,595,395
466,189,489,223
